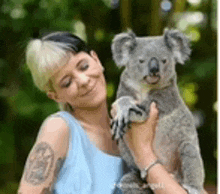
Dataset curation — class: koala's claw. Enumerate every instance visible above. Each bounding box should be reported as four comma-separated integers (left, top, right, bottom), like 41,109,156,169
111,117,127,141
129,108,143,116
111,96,147,141
111,120,117,140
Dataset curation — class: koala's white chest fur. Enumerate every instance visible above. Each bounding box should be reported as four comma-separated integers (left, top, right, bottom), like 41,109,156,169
126,78,172,103
126,79,152,102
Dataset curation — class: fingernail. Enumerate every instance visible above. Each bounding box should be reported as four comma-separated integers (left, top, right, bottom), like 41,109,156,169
152,102,156,107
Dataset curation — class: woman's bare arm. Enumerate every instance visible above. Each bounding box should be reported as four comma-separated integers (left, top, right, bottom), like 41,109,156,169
17,117,69,194
133,149,188,194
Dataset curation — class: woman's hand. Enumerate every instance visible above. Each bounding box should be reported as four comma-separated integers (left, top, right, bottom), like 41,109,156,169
123,102,159,169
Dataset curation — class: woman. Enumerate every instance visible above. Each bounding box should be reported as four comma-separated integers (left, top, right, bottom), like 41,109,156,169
17,32,188,194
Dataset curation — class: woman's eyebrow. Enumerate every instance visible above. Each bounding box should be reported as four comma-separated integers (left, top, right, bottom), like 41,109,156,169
76,59,85,67
59,75,69,84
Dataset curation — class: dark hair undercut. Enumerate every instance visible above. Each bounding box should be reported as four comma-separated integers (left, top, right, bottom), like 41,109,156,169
42,32,91,54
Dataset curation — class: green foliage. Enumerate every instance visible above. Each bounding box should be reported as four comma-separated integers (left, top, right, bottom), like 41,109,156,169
0,123,15,164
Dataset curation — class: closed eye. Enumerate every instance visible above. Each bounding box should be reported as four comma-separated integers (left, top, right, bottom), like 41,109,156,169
64,81,71,87
62,79,72,88
139,59,145,63
78,59,89,71
80,63,89,71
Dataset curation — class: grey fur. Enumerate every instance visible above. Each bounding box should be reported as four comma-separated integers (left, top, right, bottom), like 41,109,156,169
111,29,205,194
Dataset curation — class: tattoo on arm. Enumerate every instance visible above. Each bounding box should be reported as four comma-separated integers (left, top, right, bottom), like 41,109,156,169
40,186,51,194
54,157,66,179
40,157,66,194
24,142,54,185
50,157,66,192
23,140,66,194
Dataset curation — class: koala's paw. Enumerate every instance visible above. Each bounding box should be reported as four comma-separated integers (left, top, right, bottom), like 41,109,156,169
119,171,153,194
111,97,147,140
129,104,148,122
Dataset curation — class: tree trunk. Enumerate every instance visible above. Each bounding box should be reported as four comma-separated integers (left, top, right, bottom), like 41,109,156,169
120,0,132,30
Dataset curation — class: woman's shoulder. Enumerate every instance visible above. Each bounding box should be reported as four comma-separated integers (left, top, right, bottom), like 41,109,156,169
36,111,70,142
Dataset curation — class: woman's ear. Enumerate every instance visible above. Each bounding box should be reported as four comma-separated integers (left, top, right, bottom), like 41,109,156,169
90,50,97,58
90,50,104,70
47,90,64,103
90,50,100,63
47,90,56,101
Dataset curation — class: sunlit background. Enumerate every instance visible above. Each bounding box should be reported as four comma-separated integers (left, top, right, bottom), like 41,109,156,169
0,0,217,193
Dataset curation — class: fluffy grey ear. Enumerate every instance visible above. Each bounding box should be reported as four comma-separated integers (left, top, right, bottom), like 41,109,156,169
164,29,191,64
111,31,137,67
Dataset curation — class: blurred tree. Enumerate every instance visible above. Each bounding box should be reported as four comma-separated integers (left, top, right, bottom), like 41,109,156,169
120,0,132,30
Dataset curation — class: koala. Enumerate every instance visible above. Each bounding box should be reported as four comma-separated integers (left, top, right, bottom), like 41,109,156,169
111,29,205,194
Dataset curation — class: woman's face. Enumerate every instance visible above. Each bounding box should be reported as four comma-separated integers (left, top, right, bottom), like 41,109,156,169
48,51,107,109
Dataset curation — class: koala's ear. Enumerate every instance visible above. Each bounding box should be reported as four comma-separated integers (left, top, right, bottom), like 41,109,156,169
164,28,191,65
111,31,137,67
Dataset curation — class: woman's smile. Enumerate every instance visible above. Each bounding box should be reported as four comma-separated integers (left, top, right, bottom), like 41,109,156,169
79,81,97,97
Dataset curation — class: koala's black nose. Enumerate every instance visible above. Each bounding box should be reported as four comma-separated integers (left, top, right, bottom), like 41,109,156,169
149,57,159,75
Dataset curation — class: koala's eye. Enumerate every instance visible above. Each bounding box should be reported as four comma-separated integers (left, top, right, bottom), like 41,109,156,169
162,59,167,64
139,59,145,63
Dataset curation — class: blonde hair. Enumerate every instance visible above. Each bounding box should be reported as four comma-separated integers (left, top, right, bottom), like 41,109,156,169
26,39,71,91
25,32,90,112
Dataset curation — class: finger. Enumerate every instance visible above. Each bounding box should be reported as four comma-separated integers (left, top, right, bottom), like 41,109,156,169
169,173,175,179
148,102,159,129
149,102,159,119
110,104,117,118
110,108,116,118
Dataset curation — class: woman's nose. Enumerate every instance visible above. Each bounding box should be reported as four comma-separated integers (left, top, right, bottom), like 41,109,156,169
76,73,90,87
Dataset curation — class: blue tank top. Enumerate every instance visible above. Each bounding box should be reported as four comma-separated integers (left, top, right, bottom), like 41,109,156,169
52,111,123,194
